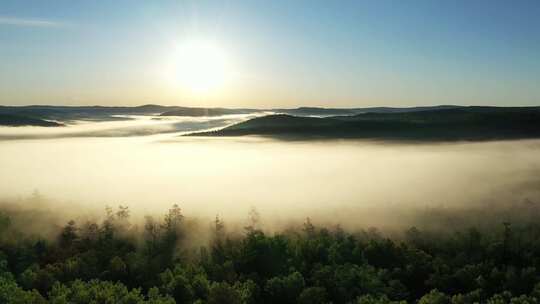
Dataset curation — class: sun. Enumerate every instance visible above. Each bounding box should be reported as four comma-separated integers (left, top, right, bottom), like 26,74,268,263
173,39,233,94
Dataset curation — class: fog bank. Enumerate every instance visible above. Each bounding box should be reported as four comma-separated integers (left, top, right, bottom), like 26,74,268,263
1,118,539,232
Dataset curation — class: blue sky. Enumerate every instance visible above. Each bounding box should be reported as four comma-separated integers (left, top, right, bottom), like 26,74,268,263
1,0,539,107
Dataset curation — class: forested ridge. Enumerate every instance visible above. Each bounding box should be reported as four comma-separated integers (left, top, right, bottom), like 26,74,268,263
193,107,540,141
2,204,540,303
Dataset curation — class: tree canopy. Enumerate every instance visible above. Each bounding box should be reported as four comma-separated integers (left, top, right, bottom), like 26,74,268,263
1,204,540,303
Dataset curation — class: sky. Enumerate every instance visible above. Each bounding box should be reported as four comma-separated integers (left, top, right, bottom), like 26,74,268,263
1,0,539,108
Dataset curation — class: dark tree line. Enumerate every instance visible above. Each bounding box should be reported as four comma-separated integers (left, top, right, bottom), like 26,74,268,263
1,204,540,303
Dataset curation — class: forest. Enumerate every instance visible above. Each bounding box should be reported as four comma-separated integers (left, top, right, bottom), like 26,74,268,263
1,202,540,304
194,107,540,141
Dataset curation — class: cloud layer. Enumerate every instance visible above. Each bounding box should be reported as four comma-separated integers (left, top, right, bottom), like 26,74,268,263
0,16,63,28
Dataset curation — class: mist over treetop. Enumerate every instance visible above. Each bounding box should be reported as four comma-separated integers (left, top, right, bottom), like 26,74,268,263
2,199,540,303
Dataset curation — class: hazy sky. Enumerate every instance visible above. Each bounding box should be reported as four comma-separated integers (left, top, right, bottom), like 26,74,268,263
1,0,539,108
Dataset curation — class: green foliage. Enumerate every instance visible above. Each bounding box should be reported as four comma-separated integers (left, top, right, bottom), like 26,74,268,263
264,271,305,304
1,205,540,303
159,266,196,303
207,282,241,304
0,276,47,304
418,289,450,304
298,286,328,304
233,279,259,304
0,258,47,304
355,294,406,304
48,279,145,304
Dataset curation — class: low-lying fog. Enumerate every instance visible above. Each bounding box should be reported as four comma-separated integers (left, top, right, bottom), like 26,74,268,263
1,115,540,231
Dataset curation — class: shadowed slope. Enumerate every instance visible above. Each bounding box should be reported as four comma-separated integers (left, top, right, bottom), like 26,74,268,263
190,107,540,141
0,114,63,127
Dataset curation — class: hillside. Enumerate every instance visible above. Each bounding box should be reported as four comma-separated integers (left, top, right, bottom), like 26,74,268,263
191,106,540,141
0,114,63,127
0,104,182,122
274,105,460,116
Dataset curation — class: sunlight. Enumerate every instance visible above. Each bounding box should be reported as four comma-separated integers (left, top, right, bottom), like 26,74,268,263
172,39,234,94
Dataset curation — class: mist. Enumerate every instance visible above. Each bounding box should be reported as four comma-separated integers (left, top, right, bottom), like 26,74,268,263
0,114,262,140
1,117,540,233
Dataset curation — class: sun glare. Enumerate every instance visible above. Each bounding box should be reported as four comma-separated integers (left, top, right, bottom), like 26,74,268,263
173,40,233,94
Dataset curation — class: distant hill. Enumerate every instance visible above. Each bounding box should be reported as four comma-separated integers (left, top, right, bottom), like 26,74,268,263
0,104,182,122
0,104,464,123
0,104,260,122
190,106,540,141
0,105,462,122
159,106,461,117
350,105,460,114
274,105,460,116
274,107,357,116
0,114,63,127
160,107,256,117
2,104,538,140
